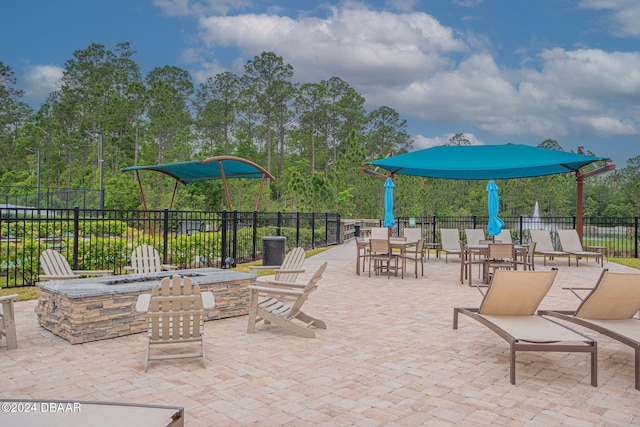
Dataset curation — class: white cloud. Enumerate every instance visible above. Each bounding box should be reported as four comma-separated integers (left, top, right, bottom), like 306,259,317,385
187,3,640,142
23,65,63,101
413,133,483,150
154,0,252,16
579,0,640,36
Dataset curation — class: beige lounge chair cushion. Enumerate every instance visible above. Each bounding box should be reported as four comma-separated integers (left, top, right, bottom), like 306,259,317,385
479,269,557,316
576,272,640,320
481,315,590,343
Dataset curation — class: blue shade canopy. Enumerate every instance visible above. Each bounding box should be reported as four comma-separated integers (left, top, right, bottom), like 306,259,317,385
383,177,395,227
486,180,505,237
364,144,609,180
121,156,275,184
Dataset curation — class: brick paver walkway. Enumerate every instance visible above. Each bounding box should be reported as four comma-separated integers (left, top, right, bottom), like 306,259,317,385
2,241,639,426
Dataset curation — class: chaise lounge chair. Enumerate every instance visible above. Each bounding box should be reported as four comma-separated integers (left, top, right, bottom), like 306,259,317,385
247,262,328,338
539,270,640,390
557,229,603,267
0,293,18,349
439,229,462,263
39,249,113,281
453,269,597,386
529,230,571,266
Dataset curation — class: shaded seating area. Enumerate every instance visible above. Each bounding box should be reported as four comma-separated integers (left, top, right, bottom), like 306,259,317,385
126,245,177,275
136,274,215,372
39,249,113,281
453,269,597,386
557,229,604,267
247,262,328,338
529,230,571,266
539,270,640,390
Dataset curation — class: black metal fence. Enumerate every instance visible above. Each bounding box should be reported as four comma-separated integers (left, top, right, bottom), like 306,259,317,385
0,186,102,210
395,215,640,259
0,207,341,287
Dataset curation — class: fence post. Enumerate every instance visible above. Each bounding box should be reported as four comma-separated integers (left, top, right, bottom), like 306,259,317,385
221,211,228,268
252,210,258,260
635,216,639,259
336,213,341,244
296,211,300,247
518,216,523,245
277,211,282,237
432,216,436,243
162,209,170,263
232,210,238,266
311,212,316,249
324,213,328,246
72,206,80,269
473,215,477,229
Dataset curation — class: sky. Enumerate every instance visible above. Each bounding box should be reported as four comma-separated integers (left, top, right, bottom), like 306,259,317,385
2,0,639,166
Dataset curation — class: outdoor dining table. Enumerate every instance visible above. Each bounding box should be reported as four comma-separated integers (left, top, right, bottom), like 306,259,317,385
356,238,418,277
462,243,527,286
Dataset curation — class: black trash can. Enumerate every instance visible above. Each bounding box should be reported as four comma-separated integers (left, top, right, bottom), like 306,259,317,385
354,224,361,237
262,236,286,266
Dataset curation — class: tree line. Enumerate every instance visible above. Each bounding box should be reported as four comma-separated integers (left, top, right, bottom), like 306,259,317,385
1,43,638,219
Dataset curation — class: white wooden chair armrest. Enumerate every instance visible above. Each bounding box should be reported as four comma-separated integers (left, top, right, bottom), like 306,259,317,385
274,268,305,274
262,279,307,289
39,274,81,281
162,264,178,271
248,284,304,297
201,292,215,310
0,294,19,302
135,294,151,313
248,265,280,274
72,269,113,276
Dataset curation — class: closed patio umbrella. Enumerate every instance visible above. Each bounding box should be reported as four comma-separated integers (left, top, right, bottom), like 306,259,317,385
383,177,395,227
487,180,504,239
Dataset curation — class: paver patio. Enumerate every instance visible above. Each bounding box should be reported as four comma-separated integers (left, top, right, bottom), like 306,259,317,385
1,241,639,426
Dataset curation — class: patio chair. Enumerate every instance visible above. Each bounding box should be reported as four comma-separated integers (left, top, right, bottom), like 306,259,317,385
483,243,516,283
460,240,485,286
355,237,370,275
39,249,113,281
127,245,177,275
249,247,306,282
439,229,462,263
465,228,486,245
495,229,513,244
369,238,403,278
557,229,603,267
539,270,640,390
529,230,571,266
514,241,536,271
247,262,328,338
135,274,215,371
370,227,390,239
404,239,426,278
453,269,597,386
403,228,422,242
0,293,18,349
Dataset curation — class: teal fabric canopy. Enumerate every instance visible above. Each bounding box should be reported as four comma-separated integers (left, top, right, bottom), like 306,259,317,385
364,144,609,180
122,156,275,211
121,156,274,185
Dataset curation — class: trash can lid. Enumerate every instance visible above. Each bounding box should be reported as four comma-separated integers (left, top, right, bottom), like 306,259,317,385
262,236,286,241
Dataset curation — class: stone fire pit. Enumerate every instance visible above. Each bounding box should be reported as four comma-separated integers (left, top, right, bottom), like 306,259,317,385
35,268,255,344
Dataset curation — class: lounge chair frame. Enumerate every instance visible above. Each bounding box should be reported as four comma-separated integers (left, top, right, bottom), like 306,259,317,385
529,230,571,266
453,269,597,386
556,229,603,267
0,293,18,349
539,270,640,390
